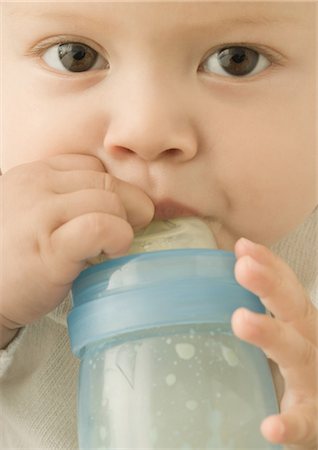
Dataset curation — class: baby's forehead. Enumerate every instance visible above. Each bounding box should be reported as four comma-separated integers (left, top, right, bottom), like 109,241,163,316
5,1,308,30
3,0,312,3
4,0,307,15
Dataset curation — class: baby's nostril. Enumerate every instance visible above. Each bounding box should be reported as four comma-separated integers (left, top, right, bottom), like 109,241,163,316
111,146,135,158
109,145,184,161
165,148,181,157
122,147,135,155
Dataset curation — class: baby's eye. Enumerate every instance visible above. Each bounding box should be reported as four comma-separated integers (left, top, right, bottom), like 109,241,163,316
42,42,109,73
200,46,271,78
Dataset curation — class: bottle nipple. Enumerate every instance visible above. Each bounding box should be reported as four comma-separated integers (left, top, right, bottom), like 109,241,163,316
129,217,217,254
87,217,217,266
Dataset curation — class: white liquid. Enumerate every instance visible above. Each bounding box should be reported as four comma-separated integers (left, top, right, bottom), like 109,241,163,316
78,325,279,449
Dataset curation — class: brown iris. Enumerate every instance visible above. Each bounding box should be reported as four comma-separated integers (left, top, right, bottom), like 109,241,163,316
58,43,98,72
217,47,259,76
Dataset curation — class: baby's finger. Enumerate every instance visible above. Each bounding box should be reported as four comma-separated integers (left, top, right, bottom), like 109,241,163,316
51,190,127,228
50,170,114,194
47,153,105,173
234,238,317,344
50,159,154,229
231,308,317,385
261,406,318,448
49,213,134,276
50,170,154,230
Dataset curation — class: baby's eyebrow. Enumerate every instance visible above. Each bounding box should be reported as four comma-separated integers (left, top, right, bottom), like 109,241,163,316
222,14,298,27
7,7,102,28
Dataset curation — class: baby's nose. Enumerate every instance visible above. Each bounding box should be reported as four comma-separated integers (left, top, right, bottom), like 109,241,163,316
102,77,198,163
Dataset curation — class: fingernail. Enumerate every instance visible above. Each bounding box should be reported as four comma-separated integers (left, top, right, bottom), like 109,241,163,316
244,255,264,272
241,307,260,326
239,237,256,249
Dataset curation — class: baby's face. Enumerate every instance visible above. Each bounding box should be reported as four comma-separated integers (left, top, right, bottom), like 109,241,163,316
2,1,317,249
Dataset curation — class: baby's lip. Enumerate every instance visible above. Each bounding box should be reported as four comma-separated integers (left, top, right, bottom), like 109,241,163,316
154,199,201,220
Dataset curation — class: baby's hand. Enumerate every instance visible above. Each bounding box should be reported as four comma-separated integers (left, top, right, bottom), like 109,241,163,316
0,154,154,331
232,238,318,450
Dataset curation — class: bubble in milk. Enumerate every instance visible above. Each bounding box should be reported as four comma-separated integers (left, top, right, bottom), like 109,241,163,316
186,400,198,411
175,343,196,360
165,373,177,386
221,344,239,367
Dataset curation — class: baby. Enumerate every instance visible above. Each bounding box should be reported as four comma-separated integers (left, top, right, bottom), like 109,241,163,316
0,1,317,449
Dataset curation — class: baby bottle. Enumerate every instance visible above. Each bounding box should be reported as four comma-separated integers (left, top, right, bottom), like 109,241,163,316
67,217,281,450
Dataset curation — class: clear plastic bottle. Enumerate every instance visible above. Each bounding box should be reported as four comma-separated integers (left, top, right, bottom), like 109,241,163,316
68,218,281,450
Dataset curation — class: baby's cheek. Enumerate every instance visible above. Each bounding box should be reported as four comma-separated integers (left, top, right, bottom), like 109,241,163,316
223,167,315,246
